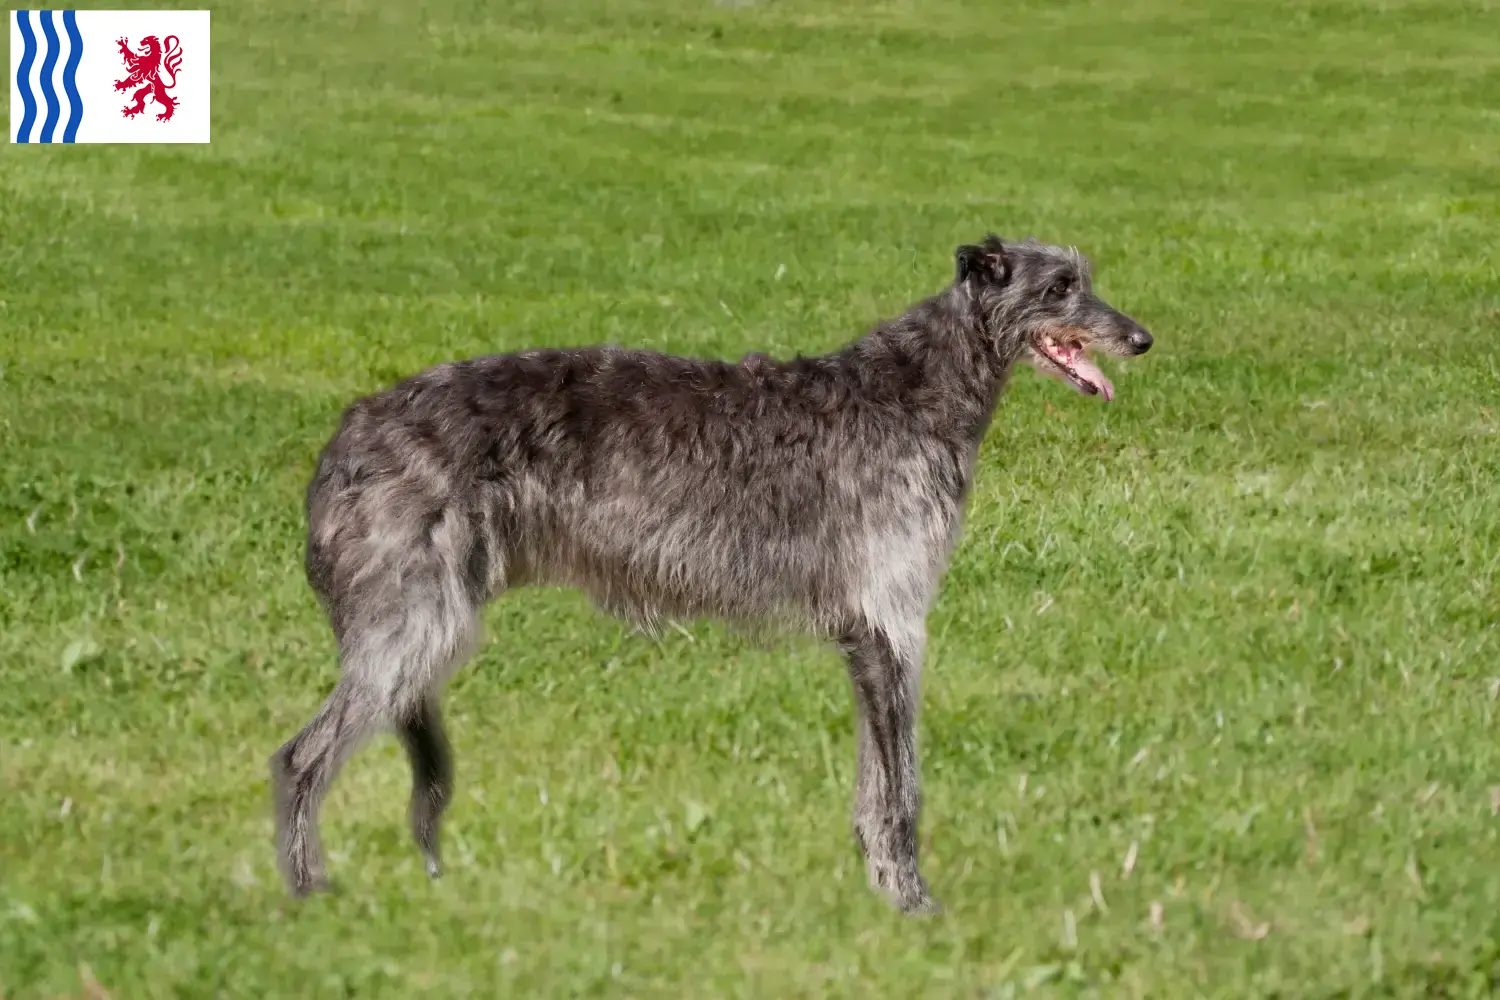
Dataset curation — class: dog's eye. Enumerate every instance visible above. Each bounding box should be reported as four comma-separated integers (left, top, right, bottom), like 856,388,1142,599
1048,279,1072,300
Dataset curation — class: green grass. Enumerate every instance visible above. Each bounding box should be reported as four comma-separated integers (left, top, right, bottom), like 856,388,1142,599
3,0,1500,995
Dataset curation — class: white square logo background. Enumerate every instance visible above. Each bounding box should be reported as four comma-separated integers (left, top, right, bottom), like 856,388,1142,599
11,9,210,143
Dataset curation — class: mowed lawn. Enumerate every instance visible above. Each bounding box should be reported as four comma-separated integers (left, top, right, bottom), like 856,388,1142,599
3,0,1499,995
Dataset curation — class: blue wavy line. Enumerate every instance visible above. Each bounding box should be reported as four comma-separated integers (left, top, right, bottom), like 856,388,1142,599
61,10,82,142
14,11,38,142
37,10,61,142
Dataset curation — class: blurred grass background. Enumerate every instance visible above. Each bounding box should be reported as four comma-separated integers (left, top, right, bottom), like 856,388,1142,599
3,0,1499,995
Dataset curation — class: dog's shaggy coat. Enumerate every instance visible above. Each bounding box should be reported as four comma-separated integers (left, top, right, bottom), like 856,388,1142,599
270,234,1153,913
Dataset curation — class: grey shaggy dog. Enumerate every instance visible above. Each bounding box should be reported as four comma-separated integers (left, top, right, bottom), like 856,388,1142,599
270,234,1153,914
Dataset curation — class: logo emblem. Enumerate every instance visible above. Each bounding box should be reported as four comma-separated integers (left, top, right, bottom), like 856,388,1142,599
115,33,182,121
11,10,210,143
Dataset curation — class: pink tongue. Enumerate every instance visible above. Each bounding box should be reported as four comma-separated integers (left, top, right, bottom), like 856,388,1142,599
1069,355,1115,402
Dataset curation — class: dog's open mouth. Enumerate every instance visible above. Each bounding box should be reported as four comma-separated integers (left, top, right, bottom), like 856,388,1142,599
1034,334,1115,402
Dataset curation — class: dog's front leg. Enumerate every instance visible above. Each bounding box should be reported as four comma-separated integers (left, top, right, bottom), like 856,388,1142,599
840,621,939,915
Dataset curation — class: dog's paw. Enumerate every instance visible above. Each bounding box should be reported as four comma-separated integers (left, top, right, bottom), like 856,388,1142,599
289,872,332,897
868,859,942,916
898,891,943,916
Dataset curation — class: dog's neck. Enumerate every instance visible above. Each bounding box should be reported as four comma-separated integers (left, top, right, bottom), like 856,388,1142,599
837,284,1030,446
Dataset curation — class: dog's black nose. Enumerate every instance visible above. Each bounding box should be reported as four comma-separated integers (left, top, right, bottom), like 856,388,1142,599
1127,328,1153,354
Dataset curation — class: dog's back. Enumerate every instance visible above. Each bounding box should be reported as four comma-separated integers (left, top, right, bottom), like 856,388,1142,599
306,346,960,636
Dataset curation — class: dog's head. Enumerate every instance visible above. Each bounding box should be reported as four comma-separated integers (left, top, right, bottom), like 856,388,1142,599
955,234,1152,401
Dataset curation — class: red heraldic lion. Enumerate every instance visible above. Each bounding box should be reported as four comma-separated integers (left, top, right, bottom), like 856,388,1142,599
114,34,183,121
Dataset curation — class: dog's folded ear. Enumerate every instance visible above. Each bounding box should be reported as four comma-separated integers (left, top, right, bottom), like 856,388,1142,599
954,244,984,283
955,238,1010,285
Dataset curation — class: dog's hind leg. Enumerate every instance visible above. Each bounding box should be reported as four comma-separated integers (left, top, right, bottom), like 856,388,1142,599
840,618,939,915
270,671,382,895
271,509,484,895
397,695,453,878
